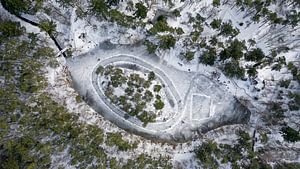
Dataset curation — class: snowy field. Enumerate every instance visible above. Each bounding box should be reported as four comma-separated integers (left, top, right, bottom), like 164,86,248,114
190,94,211,121
67,45,250,142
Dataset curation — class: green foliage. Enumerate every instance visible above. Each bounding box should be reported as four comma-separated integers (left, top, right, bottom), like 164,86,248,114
287,92,300,111
184,51,195,61
175,27,184,35
224,60,245,79
19,67,46,93
219,39,246,60
106,132,137,151
153,85,162,92
245,48,265,61
105,67,126,87
138,111,156,126
209,36,218,46
238,0,299,26
75,95,82,103
190,14,205,32
109,9,134,27
260,133,268,143
96,66,105,75
33,46,55,59
102,66,160,125
56,0,74,8
143,90,153,102
237,130,251,150
287,62,300,84
159,35,176,50
266,102,285,122
0,22,110,169
200,48,216,65
191,31,201,42
272,56,286,71
212,0,221,7
39,20,57,36
219,22,239,37
267,12,283,24
247,67,257,77
144,40,157,54
123,154,172,169
195,131,262,168
150,16,174,34
1,0,30,15
109,157,121,169
154,99,164,110
173,9,181,17
195,141,219,169
281,126,300,142
0,18,173,168
219,144,242,164
148,71,156,81
89,0,109,18
0,20,24,39
0,137,51,169
285,10,300,27
135,2,148,19
210,19,222,29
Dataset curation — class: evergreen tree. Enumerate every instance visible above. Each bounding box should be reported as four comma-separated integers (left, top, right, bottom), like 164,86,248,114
224,60,245,79
135,2,148,19
200,48,216,65
159,35,176,50
245,48,265,62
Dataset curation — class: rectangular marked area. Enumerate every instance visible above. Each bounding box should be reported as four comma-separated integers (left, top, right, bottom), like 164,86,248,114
190,94,211,121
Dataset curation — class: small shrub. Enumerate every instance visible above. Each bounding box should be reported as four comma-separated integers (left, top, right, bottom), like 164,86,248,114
89,0,109,18
175,27,184,35
219,22,239,37
245,48,265,62
223,60,245,79
212,0,221,7
144,40,157,54
39,20,57,36
153,85,162,92
149,16,174,34
148,71,155,81
200,48,216,65
96,66,104,75
195,141,219,169
184,51,195,61
137,111,156,126
0,20,24,38
281,126,300,142
247,67,257,77
134,2,148,19
173,9,181,17
210,19,222,29
106,132,137,151
154,99,164,110
159,35,176,50
219,39,246,60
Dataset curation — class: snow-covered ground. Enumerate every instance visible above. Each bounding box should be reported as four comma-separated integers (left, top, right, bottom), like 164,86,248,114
2,0,299,167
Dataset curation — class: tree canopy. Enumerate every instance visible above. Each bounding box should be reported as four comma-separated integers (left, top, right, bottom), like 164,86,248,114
245,48,265,62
